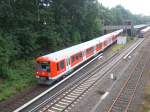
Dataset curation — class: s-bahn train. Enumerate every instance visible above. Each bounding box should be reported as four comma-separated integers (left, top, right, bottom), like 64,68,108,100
35,29,123,85
139,26,150,38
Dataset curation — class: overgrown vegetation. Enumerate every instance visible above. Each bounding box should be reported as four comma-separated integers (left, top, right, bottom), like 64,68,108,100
140,83,150,112
108,36,135,56
140,70,150,112
0,0,150,101
0,59,35,101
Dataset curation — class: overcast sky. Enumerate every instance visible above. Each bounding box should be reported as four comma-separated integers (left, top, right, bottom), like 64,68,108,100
98,0,150,16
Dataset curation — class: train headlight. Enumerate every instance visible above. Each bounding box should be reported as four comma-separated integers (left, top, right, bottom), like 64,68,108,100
36,76,40,78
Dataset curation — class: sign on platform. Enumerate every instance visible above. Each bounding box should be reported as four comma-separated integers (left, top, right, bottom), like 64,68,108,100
117,36,127,45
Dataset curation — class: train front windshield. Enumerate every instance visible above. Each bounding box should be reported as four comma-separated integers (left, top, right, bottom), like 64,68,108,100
36,62,51,72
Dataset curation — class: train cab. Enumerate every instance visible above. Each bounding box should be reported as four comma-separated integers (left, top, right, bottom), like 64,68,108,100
138,32,144,38
35,61,51,78
35,55,68,84
35,56,52,83
139,27,150,38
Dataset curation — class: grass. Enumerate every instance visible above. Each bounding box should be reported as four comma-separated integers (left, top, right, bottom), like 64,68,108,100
140,82,150,112
126,36,136,45
0,59,36,102
112,44,125,53
139,67,150,112
106,44,125,58
108,36,135,57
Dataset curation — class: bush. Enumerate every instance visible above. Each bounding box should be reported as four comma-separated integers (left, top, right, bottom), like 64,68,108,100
0,59,36,101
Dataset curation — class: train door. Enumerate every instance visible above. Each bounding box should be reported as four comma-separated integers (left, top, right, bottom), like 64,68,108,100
83,50,86,60
94,45,97,54
66,57,71,70
102,41,105,50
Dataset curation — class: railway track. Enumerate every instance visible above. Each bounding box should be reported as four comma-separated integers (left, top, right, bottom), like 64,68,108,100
107,38,150,112
14,38,144,112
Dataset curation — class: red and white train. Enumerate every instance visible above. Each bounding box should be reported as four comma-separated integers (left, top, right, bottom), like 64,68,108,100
139,26,150,38
35,29,123,85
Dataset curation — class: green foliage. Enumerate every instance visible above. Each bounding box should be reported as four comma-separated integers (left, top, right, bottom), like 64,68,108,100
0,59,35,101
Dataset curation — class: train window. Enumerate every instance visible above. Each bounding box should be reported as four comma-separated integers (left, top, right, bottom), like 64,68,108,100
60,60,65,69
86,48,91,54
86,50,88,54
71,56,75,63
66,58,70,66
57,63,59,71
40,62,50,72
104,41,106,45
87,47,94,54
87,49,90,54
79,53,82,58
98,44,100,48
76,55,78,60
99,43,101,47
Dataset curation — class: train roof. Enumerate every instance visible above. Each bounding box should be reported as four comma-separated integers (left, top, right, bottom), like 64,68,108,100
141,26,150,33
134,24,148,29
113,29,123,35
36,29,123,62
37,39,99,62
